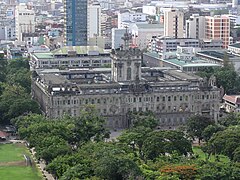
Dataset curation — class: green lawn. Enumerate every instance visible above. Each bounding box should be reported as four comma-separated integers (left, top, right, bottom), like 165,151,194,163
0,143,29,162
0,166,42,180
193,146,230,163
0,143,43,180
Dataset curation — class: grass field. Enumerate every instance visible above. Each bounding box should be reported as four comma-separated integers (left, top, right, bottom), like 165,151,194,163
0,143,30,162
193,146,230,162
0,166,42,180
0,143,42,180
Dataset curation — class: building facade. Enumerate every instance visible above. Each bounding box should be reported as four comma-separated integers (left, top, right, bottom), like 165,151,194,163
223,94,240,113
30,46,111,69
32,33,221,129
205,15,230,49
88,3,101,38
64,0,88,46
164,8,184,39
118,11,147,29
15,4,35,41
186,14,205,39
149,37,199,53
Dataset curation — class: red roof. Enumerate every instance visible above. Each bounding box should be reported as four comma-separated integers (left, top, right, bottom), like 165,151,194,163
223,94,240,105
0,131,8,138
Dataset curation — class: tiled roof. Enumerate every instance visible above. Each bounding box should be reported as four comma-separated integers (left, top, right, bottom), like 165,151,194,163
223,94,240,105
0,131,8,138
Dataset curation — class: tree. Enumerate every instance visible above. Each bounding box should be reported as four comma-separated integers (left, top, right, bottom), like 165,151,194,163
7,68,31,93
186,115,214,144
202,124,225,142
71,105,110,146
142,131,192,160
196,65,240,94
47,142,141,180
118,126,152,158
7,58,30,72
214,67,237,94
207,126,240,160
0,59,7,82
36,136,71,164
0,84,41,124
128,111,158,129
233,147,240,162
219,113,240,127
12,113,45,129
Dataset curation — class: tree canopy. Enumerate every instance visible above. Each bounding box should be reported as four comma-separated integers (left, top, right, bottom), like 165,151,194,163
0,58,41,125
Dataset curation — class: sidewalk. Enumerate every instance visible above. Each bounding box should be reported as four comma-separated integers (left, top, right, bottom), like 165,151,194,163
30,148,55,180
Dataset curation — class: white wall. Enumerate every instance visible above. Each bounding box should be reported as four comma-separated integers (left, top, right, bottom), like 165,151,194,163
186,14,205,39
118,11,147,29
142,5,156,16
88,4,101,38
15,4,35,41
112,28,125,49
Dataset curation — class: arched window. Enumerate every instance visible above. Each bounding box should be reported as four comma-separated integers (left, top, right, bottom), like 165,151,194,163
127,67,131,80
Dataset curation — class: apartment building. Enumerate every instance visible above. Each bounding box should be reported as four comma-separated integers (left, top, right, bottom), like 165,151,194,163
205,15,230,49
164,8,184,39
186,14,205,39
15,3,35,41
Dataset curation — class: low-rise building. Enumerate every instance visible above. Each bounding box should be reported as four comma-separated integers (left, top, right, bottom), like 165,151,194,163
143,47,221,73
223,94,240,113
149,37,199,53
131,23,164,50
228,42,240,55
32,33,221,129
30,46,111,69
196,50,240,72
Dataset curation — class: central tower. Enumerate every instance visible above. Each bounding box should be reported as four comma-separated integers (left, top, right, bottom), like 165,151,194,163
111,29,142,82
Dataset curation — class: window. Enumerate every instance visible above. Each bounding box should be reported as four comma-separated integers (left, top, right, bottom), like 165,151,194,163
174,96,177,101
168,96,171,102
163,96,165,102
157,97,160,102
127,67,131,80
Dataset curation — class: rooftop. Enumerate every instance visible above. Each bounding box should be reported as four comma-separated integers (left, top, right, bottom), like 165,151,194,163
229,43,240,48
144,52,221,68
39,74,70,85
136,23,164,29
223,94,240,105
52,46,108,55
198,51,235,59
33,53,53,59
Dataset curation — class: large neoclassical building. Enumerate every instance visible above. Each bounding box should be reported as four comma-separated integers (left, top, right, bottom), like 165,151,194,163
32,33,220,129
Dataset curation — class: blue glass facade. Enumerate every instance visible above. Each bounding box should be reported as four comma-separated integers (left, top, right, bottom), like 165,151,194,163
65,0,88,46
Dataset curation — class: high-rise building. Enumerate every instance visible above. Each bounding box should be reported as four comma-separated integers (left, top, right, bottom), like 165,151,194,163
164,8,184,39
65,0,88,46
205,15,230,49
15,4,35,41
88,3,101,38
186,14,205,39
